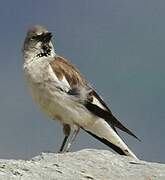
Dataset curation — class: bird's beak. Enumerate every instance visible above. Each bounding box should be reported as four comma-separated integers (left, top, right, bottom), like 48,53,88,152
42,32,52,43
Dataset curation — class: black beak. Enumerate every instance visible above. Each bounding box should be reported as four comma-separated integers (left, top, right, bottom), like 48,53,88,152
42,32,52,43
31,32,53,43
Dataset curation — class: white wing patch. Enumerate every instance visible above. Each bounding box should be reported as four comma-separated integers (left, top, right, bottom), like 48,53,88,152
57,75,71,92
61,76,71,88
48,64,60,81
92,96,106,110
48,64,71,92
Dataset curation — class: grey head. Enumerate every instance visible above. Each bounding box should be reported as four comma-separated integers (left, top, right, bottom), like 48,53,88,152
23,25,56,61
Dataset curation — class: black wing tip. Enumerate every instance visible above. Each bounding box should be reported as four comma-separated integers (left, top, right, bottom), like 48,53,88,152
112,115,141,142
135,136,141,142
120,127,141,142
132,134,141,142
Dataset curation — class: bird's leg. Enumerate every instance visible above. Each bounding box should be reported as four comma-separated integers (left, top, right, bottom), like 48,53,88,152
59,124,70,153
63,126,80,152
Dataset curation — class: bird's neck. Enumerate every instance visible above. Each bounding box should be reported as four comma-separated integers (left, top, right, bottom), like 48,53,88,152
23,49,56,65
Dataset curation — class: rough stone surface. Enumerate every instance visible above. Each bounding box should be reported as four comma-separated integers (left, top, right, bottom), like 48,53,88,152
0,149,164,180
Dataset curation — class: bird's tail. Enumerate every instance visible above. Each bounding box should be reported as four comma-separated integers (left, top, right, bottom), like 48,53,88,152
82,118,138,159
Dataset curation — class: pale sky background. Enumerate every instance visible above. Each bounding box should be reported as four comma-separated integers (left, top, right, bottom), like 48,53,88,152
0,0,165,163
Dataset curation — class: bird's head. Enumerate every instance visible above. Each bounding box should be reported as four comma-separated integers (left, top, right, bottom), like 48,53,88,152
23,25,56,61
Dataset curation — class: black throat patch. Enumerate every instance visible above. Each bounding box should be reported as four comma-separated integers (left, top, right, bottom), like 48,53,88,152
37,43,51,57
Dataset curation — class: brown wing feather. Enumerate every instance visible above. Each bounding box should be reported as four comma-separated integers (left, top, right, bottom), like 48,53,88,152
50,56,86,88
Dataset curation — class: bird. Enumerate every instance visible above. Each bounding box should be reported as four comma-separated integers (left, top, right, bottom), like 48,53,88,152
22,25,140,159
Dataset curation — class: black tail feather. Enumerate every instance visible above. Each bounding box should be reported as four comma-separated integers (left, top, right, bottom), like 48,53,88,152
82,128,127,156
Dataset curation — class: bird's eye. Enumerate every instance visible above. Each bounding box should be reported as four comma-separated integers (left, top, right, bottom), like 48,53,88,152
30,35,43,41
30,36,35,41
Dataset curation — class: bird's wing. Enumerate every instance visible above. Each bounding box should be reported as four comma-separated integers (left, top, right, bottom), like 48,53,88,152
49,56,87,89
85,90,141,141
49,56,139,158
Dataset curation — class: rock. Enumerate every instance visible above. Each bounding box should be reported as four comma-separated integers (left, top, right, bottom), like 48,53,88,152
0,149,164,180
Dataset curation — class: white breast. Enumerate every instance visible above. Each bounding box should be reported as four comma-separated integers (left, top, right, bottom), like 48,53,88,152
23,57,95,127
